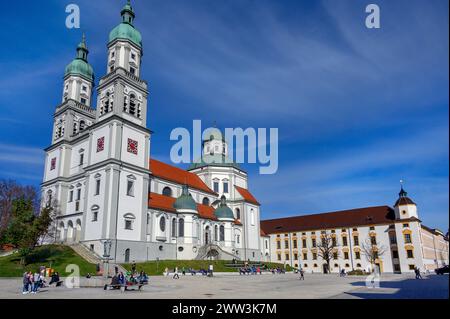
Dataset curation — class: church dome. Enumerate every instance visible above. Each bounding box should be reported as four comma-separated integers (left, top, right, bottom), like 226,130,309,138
64,35,94,81
108,1,142,48
214,196,234,220
173,185,197,211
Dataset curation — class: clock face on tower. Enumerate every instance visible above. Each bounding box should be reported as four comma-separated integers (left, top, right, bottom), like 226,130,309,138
97,137,105,152
127,138,138,155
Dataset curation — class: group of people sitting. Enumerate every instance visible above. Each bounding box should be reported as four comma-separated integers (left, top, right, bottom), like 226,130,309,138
239,265,262,275
22,268,62,294
108,270,149,288
270,267,286,274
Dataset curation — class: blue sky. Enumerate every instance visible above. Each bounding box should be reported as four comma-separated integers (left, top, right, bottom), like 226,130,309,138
0,0,448,230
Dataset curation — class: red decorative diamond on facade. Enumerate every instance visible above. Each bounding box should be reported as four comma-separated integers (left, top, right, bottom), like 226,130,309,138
97,137,105,152
127,138,138,155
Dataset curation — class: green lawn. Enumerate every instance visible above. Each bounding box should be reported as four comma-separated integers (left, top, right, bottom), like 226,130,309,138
0,245,96,277
122,260,292,276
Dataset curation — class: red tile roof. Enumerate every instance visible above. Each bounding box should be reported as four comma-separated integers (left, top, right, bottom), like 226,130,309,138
260,206,396,234
148,192,218,221
235,186,260,205
150,159,216,195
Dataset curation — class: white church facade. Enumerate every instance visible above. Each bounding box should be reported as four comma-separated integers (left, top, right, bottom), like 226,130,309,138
41,2,448,272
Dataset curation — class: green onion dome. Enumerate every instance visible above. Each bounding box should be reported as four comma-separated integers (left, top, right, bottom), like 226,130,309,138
109,0,142,48
64,34,94,81
173,185,197,211
214,196,234,220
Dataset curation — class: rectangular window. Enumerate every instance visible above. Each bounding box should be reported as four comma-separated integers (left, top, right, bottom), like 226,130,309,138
213,182,219,193
236,235,240,244
50,158,56,170
92,211,98,222
312,253,317,260
130,67,135,75
265,241,268,249
223,182,229,193
404,234,412,244
403,223,409,228
370,226,375,230
332,237,337,246
293,240,297,249
355,251,361,259
285,254,289,260
406,249,414,258
353,236,359,246
294,253,298,260
303,253,307,260
76,188,81,200
312,239,316,247
390,236,397,244
95,179,101,196
302,239,307,248
333,252,338,259
131,53,136,60
82,86,87,92
392,250,399,258
79,153,84,166
69,190,73,202
80,98,87,104
342,237,348,246
409,264,415,270
75,201,80,212
371,236,377,245
284,241,289,249
344,252,349,260
125,220,133,230
127,180,134,196
277,254,281,261
277,241,281,250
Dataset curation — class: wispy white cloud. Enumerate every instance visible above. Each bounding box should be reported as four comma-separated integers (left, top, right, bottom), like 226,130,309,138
0,143,44,166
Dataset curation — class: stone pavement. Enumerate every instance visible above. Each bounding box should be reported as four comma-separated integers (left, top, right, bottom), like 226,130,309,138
0,273,447,299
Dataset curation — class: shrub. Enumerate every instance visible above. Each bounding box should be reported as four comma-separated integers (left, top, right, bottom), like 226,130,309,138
347,269,366,276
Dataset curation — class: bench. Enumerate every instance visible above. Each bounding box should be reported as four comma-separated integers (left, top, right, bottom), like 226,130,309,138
103,282,147,292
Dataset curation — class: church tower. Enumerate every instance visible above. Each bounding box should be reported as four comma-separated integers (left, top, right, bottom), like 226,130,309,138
82,1,151,261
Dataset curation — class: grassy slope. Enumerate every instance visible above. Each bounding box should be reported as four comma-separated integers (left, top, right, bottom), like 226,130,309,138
122,260,292,276
0,245,96,277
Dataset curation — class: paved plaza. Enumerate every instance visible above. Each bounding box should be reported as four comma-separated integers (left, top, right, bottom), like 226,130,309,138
0,273,447,299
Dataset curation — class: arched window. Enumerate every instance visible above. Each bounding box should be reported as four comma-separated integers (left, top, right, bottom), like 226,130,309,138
160,216,166,232
235,208,241,220
202,197,210,206
79,120,86,131
129,94,136,116
171,218,176,237
214,225,218,241
178,219,184,237
162,187,172,197
219,225,225,242
250,209,255,225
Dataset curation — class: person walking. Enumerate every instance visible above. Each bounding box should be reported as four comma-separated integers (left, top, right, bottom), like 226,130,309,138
22,272,30,294
208,264,214,277
415,267,422,279
299,268,305,280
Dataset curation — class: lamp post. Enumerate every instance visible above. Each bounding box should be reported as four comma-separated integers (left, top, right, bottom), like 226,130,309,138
102,239,113,281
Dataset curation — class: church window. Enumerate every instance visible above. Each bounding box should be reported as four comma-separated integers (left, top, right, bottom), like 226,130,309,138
219,225,225,241
131,53,136,60
129,94,136,116
172,218,176,237
213,181,219,193
236,235,240,244
127,180,134,197
95,179,101,196
80,98,87,105
97,137,105,152
69,190,73,202
162,187,172,197
79,153,84,166
130,67,135,75
160,216,166,232
178,219,184,237
127,138,138,155
125,220,132,230
50,158,56,170
355,251,361,259
235,208,240,220
250,209,255,225
202,197,210,205
92,211,98,222
223,182,229,193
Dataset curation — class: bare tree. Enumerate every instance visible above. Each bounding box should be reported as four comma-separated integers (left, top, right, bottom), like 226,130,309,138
317,233,339,273
361,237,387,273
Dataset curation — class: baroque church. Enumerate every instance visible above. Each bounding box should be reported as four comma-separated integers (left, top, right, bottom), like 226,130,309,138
42,2,263,263
42,1,448,272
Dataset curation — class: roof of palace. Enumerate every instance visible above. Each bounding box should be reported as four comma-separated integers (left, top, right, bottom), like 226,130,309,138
260,206,398,234
150,159,216,195
148,192,242,225
235,186,260,206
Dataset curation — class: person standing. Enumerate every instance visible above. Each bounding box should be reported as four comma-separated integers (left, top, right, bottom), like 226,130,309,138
22,272,30,294
208,264,214,277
